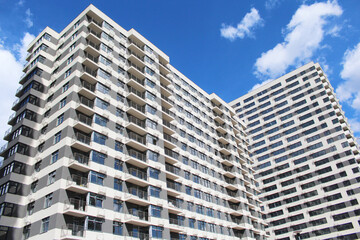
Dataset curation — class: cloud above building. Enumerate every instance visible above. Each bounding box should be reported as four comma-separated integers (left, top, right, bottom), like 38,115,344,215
254,1,342,79
220,8,263,41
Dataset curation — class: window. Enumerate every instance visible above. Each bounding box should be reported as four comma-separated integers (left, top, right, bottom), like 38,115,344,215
114,178,122,191
44,193,53,208
41,217,50,233
64,68,72,78
87,217,103,231
92,151,106,164
93,132,107,145
116,108,124,118
67,55,73,65
90,171,105,185
94,114,108,127
151,205,162,217
48,171,56,185
115,141,123,152
114,159,123,171
95,98,109,110
152,226,163,238
23,225,31,239
54,131,61,144
113,199,123,212
57,114,64,125
51,151,59,164
62,82,69,92
149,168,160,179
59,98,66,108
150,186,161,198
31,181,38,193
148,151,159,162
189,218,196,228
89,193,105,207
113,221,122,235
34,161,41,172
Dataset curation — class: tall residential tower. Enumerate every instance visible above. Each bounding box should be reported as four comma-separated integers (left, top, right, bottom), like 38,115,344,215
0,5,265,240
230,62,360,240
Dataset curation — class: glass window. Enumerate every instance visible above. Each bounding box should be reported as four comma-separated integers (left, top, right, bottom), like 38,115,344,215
44,193,53,208
93,132,107,145
90,171,105,185
48,171,56,185
87,217,103,231
51,151,59,164
41,217,50,233
94,114,108,127
149,168,160,179
91,151,106,164
150,186,161,198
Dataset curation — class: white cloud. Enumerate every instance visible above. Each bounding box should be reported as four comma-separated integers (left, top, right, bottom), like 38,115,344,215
24,8,33,28
17,0,25,6
15,32,35,64
348,119,360,133
254,1,342,79
326,25,341,37
336,42,360,110
0,33,35,148
265,0,282,10
220,8,263,41
249,79,273,92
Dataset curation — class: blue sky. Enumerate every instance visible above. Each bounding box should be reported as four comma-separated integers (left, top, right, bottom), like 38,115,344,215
0,0,360,142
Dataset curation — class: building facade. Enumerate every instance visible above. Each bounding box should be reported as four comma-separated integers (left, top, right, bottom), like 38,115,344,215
0,5,266,240
230,62,360,240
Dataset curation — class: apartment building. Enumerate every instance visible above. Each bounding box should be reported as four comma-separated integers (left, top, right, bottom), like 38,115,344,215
230,62,360,240
0,5,266,240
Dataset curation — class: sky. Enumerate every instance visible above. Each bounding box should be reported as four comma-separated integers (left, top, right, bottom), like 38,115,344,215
0,0,360,146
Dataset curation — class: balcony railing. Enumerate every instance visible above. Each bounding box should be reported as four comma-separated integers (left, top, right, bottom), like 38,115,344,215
127,131,146,145
162,107,175,117
129,208,148,221
79,96,94,108
74,132,91,145
128,115,145,128
67,198,86,211
70,174,88,187
128,187,148,200
63,223,84,237
129,167,147,180
81,80,95,92
128,73,145,86
165,148,179,160
128,86,145,99
129,232,149,240
86,39,100,50
83,65,97,78
163,133,178,144
167,181,181,192
127,100,145,113
163,120,177,130
73,152,89,165
169,218,184,226
77,113,92,126
84,51,99,63
168,199,182,208
128,148,146,162
165,164,180,175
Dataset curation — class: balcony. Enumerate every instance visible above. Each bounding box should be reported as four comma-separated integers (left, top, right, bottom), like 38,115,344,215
71,132,91,152
167,198,182,214
82,65,97,84
163,133,178,149
125,187,149,206
76,95,94,116
162,106,175,121
63,198,87,217
125,208,150,226
79,80,96,99
83,52,99,70
126,131,147,152
126,115,146,135
127,60,145,80
159,72,172,85
161,94,174,109
164,148,179,164
127,86,146,105
125,167,148,187
128,73,145,91
68,152,90,172
127,100,146,120
165,163,180,180
74,113,93,134
61,223,84,239
125,148,148,168
163,120,177,135
128,231,149,240
66,174,88,194
85,39,100,57
166,180,181,196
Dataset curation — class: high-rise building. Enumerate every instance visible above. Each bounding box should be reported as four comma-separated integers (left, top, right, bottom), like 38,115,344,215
230,62,360,240
0,5,265,240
